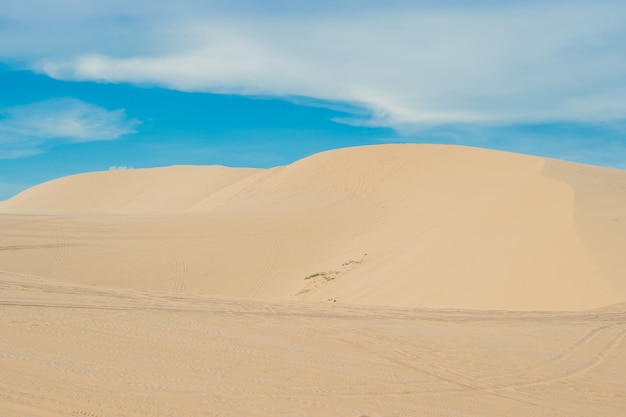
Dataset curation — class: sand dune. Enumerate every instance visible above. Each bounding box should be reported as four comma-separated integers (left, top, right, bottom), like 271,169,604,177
2,144,626,416
1,144,626,310
2,165,261,214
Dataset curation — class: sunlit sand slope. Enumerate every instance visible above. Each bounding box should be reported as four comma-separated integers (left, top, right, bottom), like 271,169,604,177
2,165,261,214
1,145,625,310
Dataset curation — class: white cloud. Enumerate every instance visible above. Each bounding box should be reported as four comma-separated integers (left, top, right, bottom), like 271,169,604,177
2,1,626,129
0,98,140,159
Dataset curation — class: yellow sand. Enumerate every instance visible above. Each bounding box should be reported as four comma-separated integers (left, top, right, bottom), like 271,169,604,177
2,144,625,310
1,144,625,416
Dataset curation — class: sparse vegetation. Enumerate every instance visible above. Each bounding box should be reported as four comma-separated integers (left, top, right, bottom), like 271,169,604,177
298,256,367,296
304,271,336,281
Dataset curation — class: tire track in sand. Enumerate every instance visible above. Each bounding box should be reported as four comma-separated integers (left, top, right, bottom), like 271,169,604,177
542,324,615,365
480,323,617,389
507,325,626,389
171,248,188,293
41,221,68,279
248,225,285,298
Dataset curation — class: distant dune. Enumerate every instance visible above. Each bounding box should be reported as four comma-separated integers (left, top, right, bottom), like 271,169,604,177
2,165,262,214
2,144,625,310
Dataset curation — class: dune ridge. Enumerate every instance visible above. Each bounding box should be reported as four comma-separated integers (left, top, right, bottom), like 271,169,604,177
1,144,625,310
2,165,262,214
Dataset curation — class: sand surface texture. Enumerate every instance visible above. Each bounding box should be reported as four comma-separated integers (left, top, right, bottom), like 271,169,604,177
1,144,625,415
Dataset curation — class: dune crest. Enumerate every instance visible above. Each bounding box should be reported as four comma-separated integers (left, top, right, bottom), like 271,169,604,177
2,165,261,214
1,144,625,310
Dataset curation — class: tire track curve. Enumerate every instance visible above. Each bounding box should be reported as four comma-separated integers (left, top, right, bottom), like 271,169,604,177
509,325,626,389
248,225,285,298
41,221,68,279
171,248,188,294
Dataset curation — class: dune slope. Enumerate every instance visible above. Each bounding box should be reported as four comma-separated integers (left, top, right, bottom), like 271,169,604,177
1,144,625,310
2,165,261,214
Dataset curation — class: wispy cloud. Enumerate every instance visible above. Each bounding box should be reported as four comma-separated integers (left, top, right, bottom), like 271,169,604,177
0,1,624,136
0,1,621,130
0,98,140,159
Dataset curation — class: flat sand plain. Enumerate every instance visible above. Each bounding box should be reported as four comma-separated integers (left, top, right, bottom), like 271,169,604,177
1,144,625,416
1,273,625,417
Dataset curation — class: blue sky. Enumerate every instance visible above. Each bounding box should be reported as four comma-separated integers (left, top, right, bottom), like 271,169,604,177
1,0,625,200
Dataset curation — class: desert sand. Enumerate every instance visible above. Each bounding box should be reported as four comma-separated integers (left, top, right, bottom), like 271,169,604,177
1,144,625,416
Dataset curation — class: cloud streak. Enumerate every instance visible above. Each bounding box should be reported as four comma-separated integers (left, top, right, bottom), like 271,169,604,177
0,98,139,158
2,1,626,130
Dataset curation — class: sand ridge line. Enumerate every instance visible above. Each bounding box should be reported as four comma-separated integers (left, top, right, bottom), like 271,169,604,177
0,243,66,251
0,215,78,232
2,271,625,323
